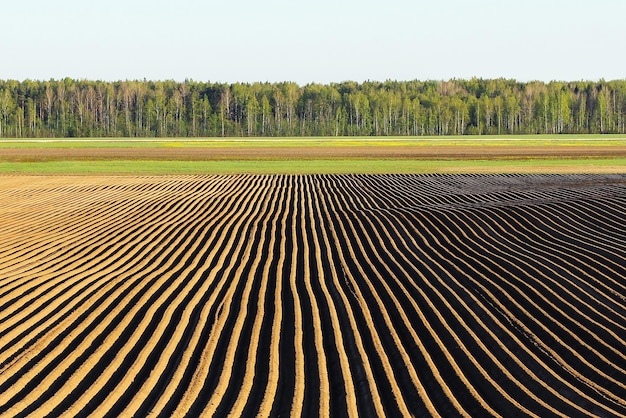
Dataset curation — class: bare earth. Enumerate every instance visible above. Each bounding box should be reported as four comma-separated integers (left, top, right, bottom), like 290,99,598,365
0,174,625,416
2,145,626,161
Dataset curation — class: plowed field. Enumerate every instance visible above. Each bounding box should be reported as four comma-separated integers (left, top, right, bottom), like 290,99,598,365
3,144,626,161
1,174,625,417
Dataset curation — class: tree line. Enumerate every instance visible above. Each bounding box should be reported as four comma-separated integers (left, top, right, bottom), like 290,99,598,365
1,78,625,138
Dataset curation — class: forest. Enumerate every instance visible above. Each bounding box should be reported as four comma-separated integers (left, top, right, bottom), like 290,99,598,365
0,78,625,138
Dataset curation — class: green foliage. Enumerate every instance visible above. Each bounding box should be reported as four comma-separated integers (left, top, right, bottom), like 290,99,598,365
0,78,626,138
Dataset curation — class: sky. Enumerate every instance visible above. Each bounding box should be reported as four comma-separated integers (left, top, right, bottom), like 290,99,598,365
1,0,625,84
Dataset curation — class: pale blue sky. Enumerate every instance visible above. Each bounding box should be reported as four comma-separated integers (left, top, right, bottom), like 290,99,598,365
2,0,624,84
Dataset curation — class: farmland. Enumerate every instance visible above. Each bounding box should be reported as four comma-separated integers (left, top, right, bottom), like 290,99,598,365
2,136,626,175
0,173,625,416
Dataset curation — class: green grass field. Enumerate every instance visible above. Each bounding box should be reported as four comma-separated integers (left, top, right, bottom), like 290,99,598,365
2,159,625,175
1,134,626,149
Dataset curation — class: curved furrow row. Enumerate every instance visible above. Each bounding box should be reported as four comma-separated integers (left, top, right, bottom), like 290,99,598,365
101,176,278,417
569,194,626,231
346,174,608,416
510,202,626,294
0,175,263,414
346,177,573,414
427,208,626,406
160,175,299,417
366,175,624,302
0,173,624,417
0,190,194,364
433,205,626,360
0,178,195,277
306,175,366,417
92,175,276,416
0,176,233,283
370,209,573,416
0,176,221,272
317,176,407,417
175,175,284,417
46,175,271,417
0,187,138,270
329,177,524,416
483,203,626,317
463,202,626,338
346,174,624,414
0,182,202,300
0,176,229,362
0,177,239,368
205,175,287,417
322,175,466,415
360,224,608,414
0,177,166,250
376,204,624,414
546,198,626,254
403,207,626,412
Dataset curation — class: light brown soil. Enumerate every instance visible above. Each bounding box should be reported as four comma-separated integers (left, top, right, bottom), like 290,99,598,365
2,145,626,161
1,174,625,416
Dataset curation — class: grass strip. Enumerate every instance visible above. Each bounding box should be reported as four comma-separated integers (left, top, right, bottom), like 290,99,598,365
1,158,625,175
1,135,626,149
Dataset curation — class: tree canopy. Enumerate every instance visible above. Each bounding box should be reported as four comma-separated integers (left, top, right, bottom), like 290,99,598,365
0,78,625,138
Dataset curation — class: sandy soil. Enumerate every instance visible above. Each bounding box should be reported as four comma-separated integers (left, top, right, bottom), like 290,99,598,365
1,174,625,416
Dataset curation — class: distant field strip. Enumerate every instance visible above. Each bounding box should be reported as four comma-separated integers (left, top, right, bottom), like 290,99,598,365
0,174,625,416
3,144,626,161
